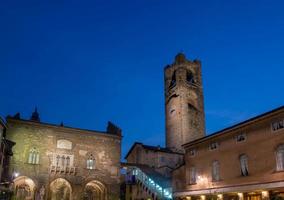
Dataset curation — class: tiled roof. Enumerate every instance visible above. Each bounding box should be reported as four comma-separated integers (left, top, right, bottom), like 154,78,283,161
125,142,183,159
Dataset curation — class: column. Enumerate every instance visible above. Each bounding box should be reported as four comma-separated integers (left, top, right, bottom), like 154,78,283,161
261,191,269,200
237,193,244,200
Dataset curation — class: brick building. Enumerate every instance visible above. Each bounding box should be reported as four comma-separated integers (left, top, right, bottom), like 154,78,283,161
5,110,122,200
173,106,284,200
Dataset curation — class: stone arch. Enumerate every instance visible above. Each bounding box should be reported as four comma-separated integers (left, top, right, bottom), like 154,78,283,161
49,178,72,200
83,180,107,200
13,176,36,200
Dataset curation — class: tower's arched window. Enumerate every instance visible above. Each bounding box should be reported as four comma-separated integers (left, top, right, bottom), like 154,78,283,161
87,154,95,169
212,160,220,181
187,71,195,84
239,154,249,176
169,71,176,88
28,147,39,164
276,144,284,171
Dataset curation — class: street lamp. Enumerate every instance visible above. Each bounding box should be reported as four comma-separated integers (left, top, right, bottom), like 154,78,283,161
13,172,19,178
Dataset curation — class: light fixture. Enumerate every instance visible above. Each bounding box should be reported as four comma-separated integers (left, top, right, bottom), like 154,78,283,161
262,191,269,197
13,172,19,178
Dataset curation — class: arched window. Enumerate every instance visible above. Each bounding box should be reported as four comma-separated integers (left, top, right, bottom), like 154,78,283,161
61,156,66,167
66,156,70,167
187,71,195,84
87,154,95,169
28,148,39,164
212,160,220,181
56,155,60,166
276,144,284,171
239,154,249,176
189,166,196,184
169,71,176,88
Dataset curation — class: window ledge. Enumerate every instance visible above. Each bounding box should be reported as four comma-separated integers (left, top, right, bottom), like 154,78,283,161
273,170,284,173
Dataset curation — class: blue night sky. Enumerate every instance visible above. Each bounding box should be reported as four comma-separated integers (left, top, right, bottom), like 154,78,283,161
0,0,283,159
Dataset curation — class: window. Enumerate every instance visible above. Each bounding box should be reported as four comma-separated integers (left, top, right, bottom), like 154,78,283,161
236,133,246,142
169,71,176,88
66,156,70,167
87,154,95,169
271,119,284,132
187,71,195,84
209,142,219,151
28,148,39,164
239,154,249,176
276,144,284,171
56,155,60,166
189,167,196,184
61,155,66,167
189,149,196,157
212,160,220,181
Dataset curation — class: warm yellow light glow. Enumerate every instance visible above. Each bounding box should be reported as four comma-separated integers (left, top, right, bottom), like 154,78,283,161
186,197,191,200
200,195,206,200
217,194,223,200
237,193,243,200
261,191,269,197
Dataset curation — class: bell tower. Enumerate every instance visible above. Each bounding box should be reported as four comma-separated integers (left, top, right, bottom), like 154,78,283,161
164,53,205,152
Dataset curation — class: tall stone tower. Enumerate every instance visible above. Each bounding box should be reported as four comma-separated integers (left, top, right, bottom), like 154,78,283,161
165,53,205,152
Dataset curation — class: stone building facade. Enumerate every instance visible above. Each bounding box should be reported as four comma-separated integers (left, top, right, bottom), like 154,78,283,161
123,143,183,200
125,142,184,177
6,111,122,200
164,53,205,153
173,106,284,200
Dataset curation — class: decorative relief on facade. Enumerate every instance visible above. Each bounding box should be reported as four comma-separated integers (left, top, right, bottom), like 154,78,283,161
57,139,72,150
79,150,88,156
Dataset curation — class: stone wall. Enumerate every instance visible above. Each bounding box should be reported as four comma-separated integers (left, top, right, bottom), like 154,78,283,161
6,118,121,200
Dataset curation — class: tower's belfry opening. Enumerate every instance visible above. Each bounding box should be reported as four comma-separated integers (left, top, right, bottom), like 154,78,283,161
164,53,205,152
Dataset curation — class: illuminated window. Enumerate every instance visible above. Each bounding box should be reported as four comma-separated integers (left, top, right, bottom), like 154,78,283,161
28,147,39,164
189,149,196,157
87,154,95,169
236,133,246,142
276,144,284,171
189,167,196,184
239,154,249,176
212,160,220,181
209,142,219,151
271,119,284,132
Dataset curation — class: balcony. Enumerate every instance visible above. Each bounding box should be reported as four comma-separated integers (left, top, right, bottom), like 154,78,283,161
49,165,77,175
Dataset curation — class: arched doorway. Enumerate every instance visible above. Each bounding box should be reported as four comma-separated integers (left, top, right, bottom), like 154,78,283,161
13,176,36,200
49,178,72,200
83,180,107,200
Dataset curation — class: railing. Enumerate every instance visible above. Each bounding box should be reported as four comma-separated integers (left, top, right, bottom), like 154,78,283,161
49,165,76,175
127,167,172,199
